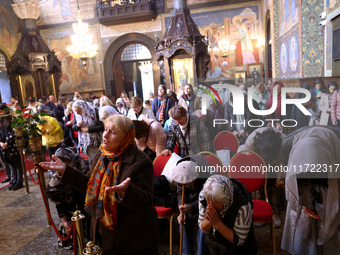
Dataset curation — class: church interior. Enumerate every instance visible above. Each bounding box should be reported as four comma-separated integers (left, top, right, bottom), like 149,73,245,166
0,0,340,254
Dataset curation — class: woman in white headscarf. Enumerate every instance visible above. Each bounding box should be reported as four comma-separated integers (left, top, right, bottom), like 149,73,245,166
72,100,103,164
198,175,258,255
99,105,119,122
281,126,340,254
116,98,128,116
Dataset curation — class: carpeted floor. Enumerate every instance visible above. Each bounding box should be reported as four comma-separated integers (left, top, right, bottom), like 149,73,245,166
0,167,11,190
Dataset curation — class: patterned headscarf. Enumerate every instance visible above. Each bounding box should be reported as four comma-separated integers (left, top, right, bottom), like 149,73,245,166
204,175,234,218
84,123,135,230
73,100,102,152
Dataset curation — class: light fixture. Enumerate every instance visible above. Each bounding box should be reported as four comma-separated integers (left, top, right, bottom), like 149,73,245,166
139,61,153,74
211,35,236,67
256,37,265,50
67,0,98,66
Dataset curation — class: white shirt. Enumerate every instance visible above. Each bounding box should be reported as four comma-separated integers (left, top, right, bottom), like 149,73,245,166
127,107,155,120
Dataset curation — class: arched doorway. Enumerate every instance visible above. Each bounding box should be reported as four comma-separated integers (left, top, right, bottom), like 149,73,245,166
103,33,160,101
119,43,153,101
0,51,12,104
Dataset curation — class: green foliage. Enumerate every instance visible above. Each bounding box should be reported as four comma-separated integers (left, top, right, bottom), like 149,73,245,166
6,108,48,138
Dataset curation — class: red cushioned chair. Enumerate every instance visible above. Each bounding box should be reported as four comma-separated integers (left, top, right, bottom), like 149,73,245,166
173,143,180,155
198,151,225,175
213,131,239,154
153,154,177,255
229,150,276,255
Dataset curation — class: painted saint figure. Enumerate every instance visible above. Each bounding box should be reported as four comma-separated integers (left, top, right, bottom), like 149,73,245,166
289,36,298,72
235,18,256,65
281,43,287,74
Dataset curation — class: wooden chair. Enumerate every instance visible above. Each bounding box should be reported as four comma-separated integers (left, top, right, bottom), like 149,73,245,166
229,150,276,255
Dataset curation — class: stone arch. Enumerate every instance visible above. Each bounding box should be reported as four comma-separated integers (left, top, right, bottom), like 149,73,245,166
103,33,160,98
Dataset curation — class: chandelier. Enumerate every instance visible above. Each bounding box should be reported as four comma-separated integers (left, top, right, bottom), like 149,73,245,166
211,35,236,67
67,1,98,66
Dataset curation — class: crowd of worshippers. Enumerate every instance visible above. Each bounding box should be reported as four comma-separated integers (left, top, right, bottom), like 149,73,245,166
0,80,339,255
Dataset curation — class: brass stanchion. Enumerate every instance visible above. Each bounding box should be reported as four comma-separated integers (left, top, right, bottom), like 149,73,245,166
179,184,186,255
83,241,102,255
14,131,29,194
71,210,85,253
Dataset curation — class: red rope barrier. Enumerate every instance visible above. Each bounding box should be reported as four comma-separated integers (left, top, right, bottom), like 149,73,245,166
24,153,39,185
35,164,75,242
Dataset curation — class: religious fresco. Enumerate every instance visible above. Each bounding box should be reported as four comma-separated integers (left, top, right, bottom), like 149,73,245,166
164,3,262,80
0,4,20,57
37,0,95,27
279,26,300,78
301,0,323,77
325,22,333,76
42,26,103,94
278,0,299,37
326,0,339,11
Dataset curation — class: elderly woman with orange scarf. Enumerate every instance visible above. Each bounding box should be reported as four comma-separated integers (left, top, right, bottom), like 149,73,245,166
40,115,159,255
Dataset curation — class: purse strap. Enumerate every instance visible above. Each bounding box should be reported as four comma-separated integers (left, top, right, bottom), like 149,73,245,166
145,120,155,143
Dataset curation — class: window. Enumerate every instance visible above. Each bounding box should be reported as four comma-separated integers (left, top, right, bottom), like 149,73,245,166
121,43,151,61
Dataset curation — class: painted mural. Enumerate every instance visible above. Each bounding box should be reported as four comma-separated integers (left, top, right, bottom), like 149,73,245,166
326,0,339,11
279,25,300,78
325,22,333,76
38,0,95,27
301,0,323,77
42,27,103,94
278,0,299,37
0,4,20,57
165,4,262,80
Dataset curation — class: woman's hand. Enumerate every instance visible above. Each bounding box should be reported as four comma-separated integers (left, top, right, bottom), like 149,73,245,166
39,155,66,175
239,130,246,137
81,127,88,132
179,204,192,214
205,205,221,226
105,177,131,198
77,120,84,127
275,177,284,188
161,149,170,156
302,206,320,220
177,213,186,226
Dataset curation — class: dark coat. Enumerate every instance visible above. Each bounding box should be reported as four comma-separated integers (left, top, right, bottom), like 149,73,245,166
64,113,77,147
151,97,175,124
61,143,159,254
0,120,19,161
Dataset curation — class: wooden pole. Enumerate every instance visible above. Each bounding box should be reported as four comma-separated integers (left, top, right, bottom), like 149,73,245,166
179,184,186,255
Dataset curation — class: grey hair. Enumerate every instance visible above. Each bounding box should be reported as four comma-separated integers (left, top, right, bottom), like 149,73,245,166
203,178,226,203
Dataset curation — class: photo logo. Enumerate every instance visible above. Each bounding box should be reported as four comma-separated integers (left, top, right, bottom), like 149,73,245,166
198,83,312,128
